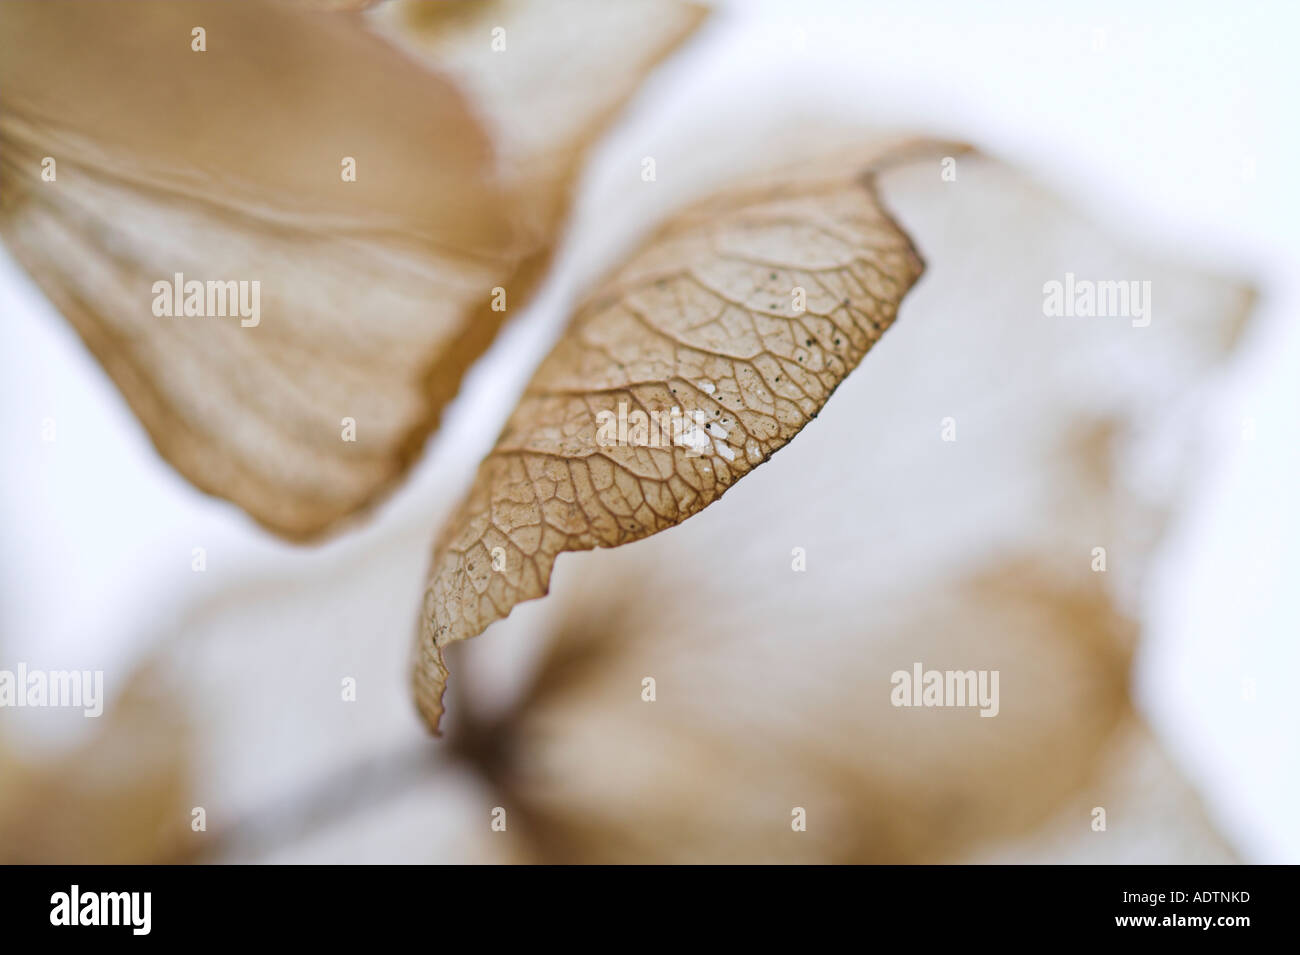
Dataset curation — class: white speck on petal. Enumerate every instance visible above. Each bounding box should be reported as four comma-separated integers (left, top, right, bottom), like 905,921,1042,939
678,421,710,453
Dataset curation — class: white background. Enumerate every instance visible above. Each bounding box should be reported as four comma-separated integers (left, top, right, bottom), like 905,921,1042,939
2,0,1296,861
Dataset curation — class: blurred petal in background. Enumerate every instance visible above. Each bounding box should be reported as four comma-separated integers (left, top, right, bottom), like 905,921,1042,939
2,0,1296,863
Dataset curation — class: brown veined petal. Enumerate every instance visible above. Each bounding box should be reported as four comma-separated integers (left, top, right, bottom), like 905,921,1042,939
432,144,1253,863
414,140,953,733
